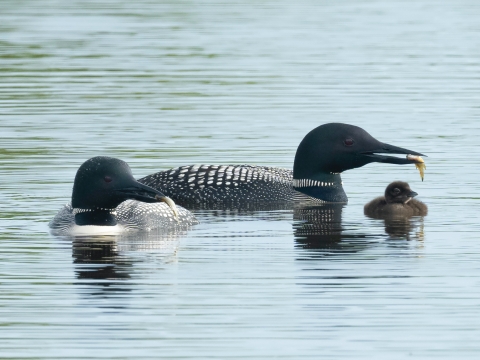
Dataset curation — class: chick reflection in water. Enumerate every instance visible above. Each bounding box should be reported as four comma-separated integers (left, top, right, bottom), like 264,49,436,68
364,181,427,240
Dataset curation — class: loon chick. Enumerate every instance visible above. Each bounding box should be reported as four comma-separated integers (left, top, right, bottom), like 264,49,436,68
49,156,198,235
139,123,425,208
364,181,428,218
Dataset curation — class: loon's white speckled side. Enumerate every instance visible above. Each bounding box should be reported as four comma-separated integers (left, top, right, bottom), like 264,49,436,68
50,200,198,236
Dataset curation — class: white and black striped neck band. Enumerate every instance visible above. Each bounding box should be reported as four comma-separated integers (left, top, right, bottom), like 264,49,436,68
72,208,117,215
292,179,341,188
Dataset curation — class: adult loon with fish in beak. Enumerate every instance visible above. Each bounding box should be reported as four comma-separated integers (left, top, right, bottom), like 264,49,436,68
49,156,198,235
139,123,426,208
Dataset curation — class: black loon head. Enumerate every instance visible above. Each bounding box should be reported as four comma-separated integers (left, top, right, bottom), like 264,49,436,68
384,181,418,205
71,156,176,225
292,123,425,202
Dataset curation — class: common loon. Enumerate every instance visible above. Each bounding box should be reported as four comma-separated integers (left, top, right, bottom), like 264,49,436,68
49,156,198,235
364,181,428,217
139,123,426,208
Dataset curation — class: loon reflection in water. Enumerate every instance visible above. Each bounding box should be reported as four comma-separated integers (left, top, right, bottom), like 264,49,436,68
140,123,425,209
71,231,184,299
293,204,375,254
293,203,425,256
73,237,132,282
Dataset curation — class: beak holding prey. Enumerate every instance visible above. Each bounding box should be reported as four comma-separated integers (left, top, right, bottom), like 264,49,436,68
361,142,427,181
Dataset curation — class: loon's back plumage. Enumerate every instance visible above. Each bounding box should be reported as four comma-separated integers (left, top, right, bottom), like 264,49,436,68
138,164,311,208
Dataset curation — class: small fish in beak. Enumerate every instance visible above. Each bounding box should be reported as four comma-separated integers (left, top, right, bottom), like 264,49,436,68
407,154,426,181
155,194,180,219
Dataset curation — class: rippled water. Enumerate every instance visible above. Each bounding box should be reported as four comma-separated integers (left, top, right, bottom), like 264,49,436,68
2,1,480,358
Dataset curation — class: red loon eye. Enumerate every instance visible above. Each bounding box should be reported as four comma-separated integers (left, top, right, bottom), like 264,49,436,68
344,138,355,146
104,176,113,183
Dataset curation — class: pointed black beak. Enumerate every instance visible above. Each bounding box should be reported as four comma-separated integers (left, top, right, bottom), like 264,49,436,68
116,181,179,218
361,142,426,165
116,181,168,203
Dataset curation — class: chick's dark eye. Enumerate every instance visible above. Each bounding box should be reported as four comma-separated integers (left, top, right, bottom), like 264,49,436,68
344,138,355,146
104,176,113,183
393,188,400,195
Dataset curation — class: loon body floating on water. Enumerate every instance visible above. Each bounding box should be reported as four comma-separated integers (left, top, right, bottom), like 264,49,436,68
139,123,425,209
49,156,198,236
364,181,428,218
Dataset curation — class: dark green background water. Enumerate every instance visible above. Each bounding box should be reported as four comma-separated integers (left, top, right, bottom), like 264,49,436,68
1,1,480,358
